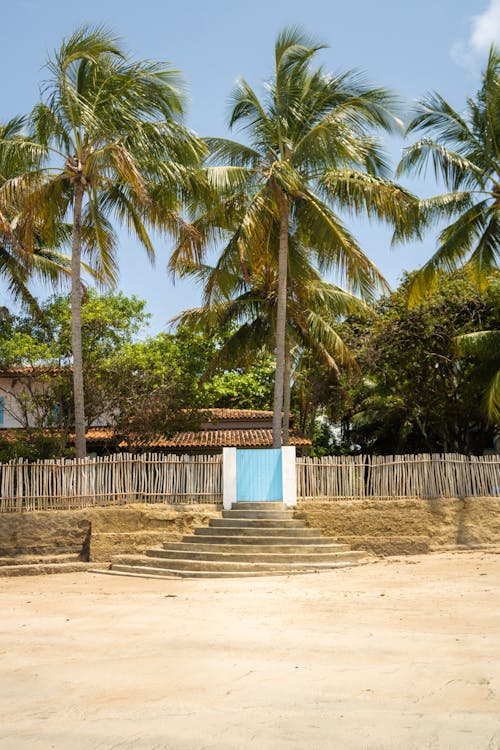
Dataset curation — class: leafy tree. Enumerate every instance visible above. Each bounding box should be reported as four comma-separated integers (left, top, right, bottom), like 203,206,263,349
396,49,500,422
340,272,499,454
201,351,275,410
173,26,418,447
99,334,202,450
0,291,149,432
1,26,205,457
96,327,277,446
398,45,500,301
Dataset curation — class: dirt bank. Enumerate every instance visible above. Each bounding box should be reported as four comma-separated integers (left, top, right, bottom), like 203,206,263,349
0,503,220,560
297,496,500,555
1,496,499,564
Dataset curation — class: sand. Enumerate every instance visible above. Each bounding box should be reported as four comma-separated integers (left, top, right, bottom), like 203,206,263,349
0,551,499,750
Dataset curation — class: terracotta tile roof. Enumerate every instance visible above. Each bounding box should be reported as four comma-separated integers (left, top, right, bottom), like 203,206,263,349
84,427,311,448
85,428,116,441
132,429,310,448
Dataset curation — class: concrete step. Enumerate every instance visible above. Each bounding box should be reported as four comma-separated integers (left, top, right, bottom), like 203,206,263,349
222,510,292,520
209,517,304,529
0,562,106,577
100,565,360,579
195,526,318,538
110,555,366,575
163,541,351,554
146,547,365,564
0,553,81,567
112,553,360,573
231,502,286,511
183,533,334,545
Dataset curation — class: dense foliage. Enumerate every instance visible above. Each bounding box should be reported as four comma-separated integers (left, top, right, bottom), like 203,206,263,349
333,273,500,455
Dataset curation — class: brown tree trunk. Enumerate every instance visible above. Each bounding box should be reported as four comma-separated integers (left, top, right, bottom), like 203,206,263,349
282,341,291,446
71,181,87,458
272,189,289,448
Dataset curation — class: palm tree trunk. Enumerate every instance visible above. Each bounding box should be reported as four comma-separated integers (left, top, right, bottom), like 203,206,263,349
71,181,87,458
282,340,291,445
272,190,289,448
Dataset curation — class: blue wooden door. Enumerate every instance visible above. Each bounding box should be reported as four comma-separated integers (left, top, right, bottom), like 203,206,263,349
236,449,282,501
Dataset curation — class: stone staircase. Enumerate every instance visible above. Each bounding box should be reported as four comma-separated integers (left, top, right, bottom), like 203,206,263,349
99,502,368,579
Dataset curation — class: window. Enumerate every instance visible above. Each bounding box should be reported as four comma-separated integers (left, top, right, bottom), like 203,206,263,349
52,402,60,424
0,397,4,425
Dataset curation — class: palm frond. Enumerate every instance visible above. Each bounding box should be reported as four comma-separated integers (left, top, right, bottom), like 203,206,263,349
295,187,389,299
397,138,486,190
484,369,500,422
204,138,261,168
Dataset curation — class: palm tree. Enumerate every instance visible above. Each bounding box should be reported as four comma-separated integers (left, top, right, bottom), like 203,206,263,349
174,237,371,443
1,26,205,456
397,45,500,302
172,26,418,446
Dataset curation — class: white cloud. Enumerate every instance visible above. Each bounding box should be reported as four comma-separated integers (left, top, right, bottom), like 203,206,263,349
470,0,500,52
452,0,500,69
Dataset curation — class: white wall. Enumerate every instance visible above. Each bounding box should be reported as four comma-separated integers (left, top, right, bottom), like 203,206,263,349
0,377,42,428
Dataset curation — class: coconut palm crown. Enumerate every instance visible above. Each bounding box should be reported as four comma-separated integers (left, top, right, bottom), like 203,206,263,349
172,26,419,446
0,26,206,456
0,117,75,312
398,45,500,303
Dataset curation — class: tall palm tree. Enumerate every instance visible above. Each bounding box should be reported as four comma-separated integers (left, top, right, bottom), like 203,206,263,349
1,26,205,456
172,26,418,446
397,45,500,302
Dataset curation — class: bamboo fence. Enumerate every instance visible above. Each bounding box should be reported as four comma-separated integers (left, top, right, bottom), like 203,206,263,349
1,452,499,513
0,453,223,512
296,453,500,500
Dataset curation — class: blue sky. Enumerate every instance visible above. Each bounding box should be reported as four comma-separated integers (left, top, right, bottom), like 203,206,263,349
1,0,499,333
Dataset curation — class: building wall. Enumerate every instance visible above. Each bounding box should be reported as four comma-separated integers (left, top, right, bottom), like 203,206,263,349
0,376,48,428
0,375,112,431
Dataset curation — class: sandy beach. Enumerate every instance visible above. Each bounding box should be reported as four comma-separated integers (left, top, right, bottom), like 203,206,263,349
1,550,499,750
